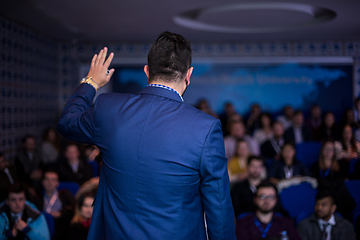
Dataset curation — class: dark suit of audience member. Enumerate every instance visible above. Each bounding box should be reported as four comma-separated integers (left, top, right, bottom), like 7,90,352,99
68,222,90,240
284,111,312,144
268,160,310,181
305,105,322,141
0,153,20,202
56,160,92,186
260,122,285,160
14,135,44,193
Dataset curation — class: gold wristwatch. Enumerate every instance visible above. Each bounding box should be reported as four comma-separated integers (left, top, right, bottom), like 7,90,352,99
80,77,99,91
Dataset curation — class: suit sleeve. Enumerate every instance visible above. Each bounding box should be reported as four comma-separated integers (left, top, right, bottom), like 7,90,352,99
200,120,236,240
297,220,310,240
57,84,97,144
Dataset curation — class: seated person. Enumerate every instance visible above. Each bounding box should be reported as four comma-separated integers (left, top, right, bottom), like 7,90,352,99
224,120,260,159
56,144,93,186
311,140,356,217
319,112,340,142
41,127,60,167
246,104,262,135
228,140,250,183
236,181,300,240
67,192,94,240
261,122,285,161
284,110,312,144
15,135,44,193
297,191,355,240
334,124,360,161
305,104,322,141
0,184,50,240
0,152,20,203
253,113,273,146
276,105,293,131
268,143,311,185
39,170,75,240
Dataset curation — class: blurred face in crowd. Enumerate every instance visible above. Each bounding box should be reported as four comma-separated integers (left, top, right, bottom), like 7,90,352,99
236,141,249,158
342,125,353,142
324,113,335,128
247,159,263,179
273,122,284,138
282,144,295,166
6,192,26,214
42,172,59,193
311,106,321,119
293,112,304,127
0,155,6,171
346,109,354,123
255,187,277,214
24,137,36,152
261,114,271,128
284,106,293,119
47,129,57,143
315,197,336,221
225,103,235,116
81,197,94,221
322,142,335,167
65,145,80,163
230,122,245,139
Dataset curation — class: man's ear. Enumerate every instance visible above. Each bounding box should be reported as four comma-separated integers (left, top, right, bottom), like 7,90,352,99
185,67,193,86
331,204,337,214
144,65,150,84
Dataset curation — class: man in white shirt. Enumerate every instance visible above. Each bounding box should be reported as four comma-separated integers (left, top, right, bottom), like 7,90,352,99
297,191,355,240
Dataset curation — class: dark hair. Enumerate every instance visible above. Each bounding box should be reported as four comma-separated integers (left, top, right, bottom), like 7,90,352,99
147,31,192,83
256,181,278,197
340,124,357,152
42,169,59,181
259,112,273,128
247,155,263,165
316,191,335,205
21,134,35,143
318,140,339,172
6,184,26,199
293,110,303,116
71,192,95,224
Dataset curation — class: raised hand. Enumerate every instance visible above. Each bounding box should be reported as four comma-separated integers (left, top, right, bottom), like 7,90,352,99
87,47,115,88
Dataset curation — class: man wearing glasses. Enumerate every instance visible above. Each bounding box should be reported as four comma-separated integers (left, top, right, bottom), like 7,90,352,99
236,181,300,240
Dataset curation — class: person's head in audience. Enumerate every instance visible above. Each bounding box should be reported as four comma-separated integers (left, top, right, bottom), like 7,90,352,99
259,113,272,130
42,170,59,195
340,125,357,151
250,104,261,118
273,122,284,139
22,134,36,153
71,192,94,224
247,156,264,181
355,97,360,112
343,109,355,125
310,104,322,120
0,152,6,172
314,191,336,221
323,112,335,129
319,141,339,172
229,121,245,139
292,110,304,128
283,105,293,120
224,102,236,116
281,143,296,166
42,127,59,145
5,184,26,214
235,140,250,159
65,144,81,164
254,181,278,215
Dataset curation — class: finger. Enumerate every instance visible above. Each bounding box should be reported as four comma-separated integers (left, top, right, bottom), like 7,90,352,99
95,49,104,65
91,54,97,68
104,52,114,69
105,68,115,81
100,47,108,65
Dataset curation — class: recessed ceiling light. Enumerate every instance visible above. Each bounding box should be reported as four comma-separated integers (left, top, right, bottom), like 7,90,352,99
173,3,336,33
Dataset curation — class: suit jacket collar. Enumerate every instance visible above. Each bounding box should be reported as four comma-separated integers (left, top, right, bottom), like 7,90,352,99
139,86,183,103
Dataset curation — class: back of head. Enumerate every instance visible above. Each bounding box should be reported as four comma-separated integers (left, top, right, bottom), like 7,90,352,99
148,31,192,83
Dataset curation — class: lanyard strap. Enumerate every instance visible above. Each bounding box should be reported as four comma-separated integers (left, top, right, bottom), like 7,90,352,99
45,191,59,213
253,216,272,238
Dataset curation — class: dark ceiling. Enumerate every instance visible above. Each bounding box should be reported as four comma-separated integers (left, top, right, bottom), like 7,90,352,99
1,0,360,43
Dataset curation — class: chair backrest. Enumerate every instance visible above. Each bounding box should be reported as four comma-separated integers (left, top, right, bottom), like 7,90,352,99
349,159,359,175
41,211,55,238
58,181,80,196
345,180,360,214
296,141,322,168
279,182,318,219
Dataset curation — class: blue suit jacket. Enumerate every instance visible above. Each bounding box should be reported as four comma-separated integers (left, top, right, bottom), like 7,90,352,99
57,84,236,240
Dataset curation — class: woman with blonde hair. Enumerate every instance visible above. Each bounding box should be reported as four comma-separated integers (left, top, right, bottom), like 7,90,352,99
227,139,250,183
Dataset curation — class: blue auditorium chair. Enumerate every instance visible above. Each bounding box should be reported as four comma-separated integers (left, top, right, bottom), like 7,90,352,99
41,211,55,238
58,181,80,196
296,141,322,168
345,180,360,214
279,182,317,219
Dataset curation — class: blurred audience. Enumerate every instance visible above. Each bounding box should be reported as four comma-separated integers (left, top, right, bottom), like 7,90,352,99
228,140,250,183
260,122,285,161
341,109,358,131
15,135,44,193
0,152,19,203
195,99,218,118
276,105,294,131
236,181,300,240
56,144,92,186
284,110,312,144
253,113,273,146
319,112,340,142
41,127,60,166
246,104,262,135
224,121,260,159
334,124,360,161
305,104,322,141
268,143,311,185
0,184,50,240
297,191,355,240
67,193,94,240
219,102,238,136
